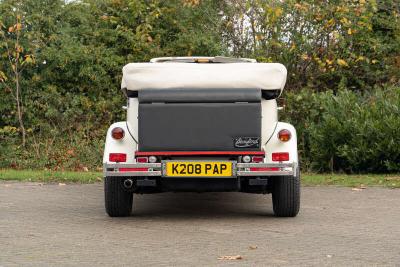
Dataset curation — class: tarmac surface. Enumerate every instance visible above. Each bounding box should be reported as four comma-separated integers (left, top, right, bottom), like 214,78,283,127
0,182,399,266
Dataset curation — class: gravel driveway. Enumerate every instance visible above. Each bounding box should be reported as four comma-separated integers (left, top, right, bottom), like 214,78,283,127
0,182,399,266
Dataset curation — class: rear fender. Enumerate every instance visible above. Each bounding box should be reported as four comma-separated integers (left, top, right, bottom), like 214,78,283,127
263,122,298,164
103,122,137,164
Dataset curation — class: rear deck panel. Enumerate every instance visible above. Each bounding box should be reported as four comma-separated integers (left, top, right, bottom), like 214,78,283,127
138,102,261,151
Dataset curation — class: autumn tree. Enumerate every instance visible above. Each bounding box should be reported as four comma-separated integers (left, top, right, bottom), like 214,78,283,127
221,0,399,90
0,1,37,146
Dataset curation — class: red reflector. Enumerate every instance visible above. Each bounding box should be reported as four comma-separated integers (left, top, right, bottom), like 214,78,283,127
252,156,264,163
250,167,280,171
136,157,148,163
119,168,149,172
272,152,289,161
109,153,127,162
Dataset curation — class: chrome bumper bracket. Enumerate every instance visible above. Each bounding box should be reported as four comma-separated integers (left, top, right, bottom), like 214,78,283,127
104,163,162,177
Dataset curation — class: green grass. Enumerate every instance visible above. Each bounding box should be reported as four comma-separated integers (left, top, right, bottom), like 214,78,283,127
301,173,400,188
0,169,102,183
0,169,399,188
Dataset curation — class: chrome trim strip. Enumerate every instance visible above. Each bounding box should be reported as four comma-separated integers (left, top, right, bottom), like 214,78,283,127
232,162,237,177
293,162,297,177
237,162,294,168
237,170,293,176
161,162,167,176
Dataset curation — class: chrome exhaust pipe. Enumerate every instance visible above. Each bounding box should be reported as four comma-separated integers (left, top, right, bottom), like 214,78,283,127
123,179,134,189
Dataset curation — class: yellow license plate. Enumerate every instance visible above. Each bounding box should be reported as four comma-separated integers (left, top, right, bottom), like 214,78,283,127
165,162,232,177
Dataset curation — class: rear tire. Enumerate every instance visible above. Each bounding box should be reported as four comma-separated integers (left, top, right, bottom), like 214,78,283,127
104,177,133,217
272,167,300,217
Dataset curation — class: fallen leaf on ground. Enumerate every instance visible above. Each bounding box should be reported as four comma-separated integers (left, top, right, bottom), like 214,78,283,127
58,183,66,186
218,255,242,260
351,187,364,191
96,177,102,181
249,245,258,250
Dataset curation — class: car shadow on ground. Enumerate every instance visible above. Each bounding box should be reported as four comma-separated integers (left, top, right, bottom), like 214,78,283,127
118,192,279,219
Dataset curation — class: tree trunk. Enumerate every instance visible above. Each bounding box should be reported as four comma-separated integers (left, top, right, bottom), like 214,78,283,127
15,71,26,146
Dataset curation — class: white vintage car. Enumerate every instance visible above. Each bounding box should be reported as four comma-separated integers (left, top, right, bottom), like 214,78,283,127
103,57,300,217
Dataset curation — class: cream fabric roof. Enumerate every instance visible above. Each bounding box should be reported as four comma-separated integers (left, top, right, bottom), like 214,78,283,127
121,62,287,91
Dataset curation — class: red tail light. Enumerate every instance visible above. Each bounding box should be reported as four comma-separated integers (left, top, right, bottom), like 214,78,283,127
272,152,289,161
252,156,264,163
119,168,149,172
111,127,125,140
136,157,148,163
250,167,279,171
109,153,127,162
278,129,291,142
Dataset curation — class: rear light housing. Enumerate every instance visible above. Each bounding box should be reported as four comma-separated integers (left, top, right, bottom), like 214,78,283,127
119,168,149,172
136,157,148,163
278,129,291,142
252,156,264,163
111,127,125,140
272,152,289,161
109,153,127,162
148,156,158,163
242,155,252,163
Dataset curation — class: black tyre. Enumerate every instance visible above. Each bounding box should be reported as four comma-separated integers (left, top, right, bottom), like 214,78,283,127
104,177,133,217
272,168,300,217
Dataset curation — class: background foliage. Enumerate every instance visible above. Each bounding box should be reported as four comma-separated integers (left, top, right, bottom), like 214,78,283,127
0,0,399,172
282,86,400,173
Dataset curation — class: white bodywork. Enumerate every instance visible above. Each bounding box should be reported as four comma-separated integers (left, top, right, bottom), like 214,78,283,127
103,98,298,166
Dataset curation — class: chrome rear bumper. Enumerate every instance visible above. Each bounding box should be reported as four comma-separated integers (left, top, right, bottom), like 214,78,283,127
104,162,296,177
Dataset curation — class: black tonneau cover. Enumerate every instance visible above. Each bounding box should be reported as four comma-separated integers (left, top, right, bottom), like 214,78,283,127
138,89,262,152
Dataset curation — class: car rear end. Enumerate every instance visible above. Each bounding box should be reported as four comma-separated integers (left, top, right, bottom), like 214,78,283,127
103,58,299,217
104,88,296,193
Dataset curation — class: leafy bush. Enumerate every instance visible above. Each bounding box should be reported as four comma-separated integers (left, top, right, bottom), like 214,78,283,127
282,86,400,173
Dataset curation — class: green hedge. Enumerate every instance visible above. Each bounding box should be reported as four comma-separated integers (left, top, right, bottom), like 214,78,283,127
1,87,399,173
282,86,400,173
